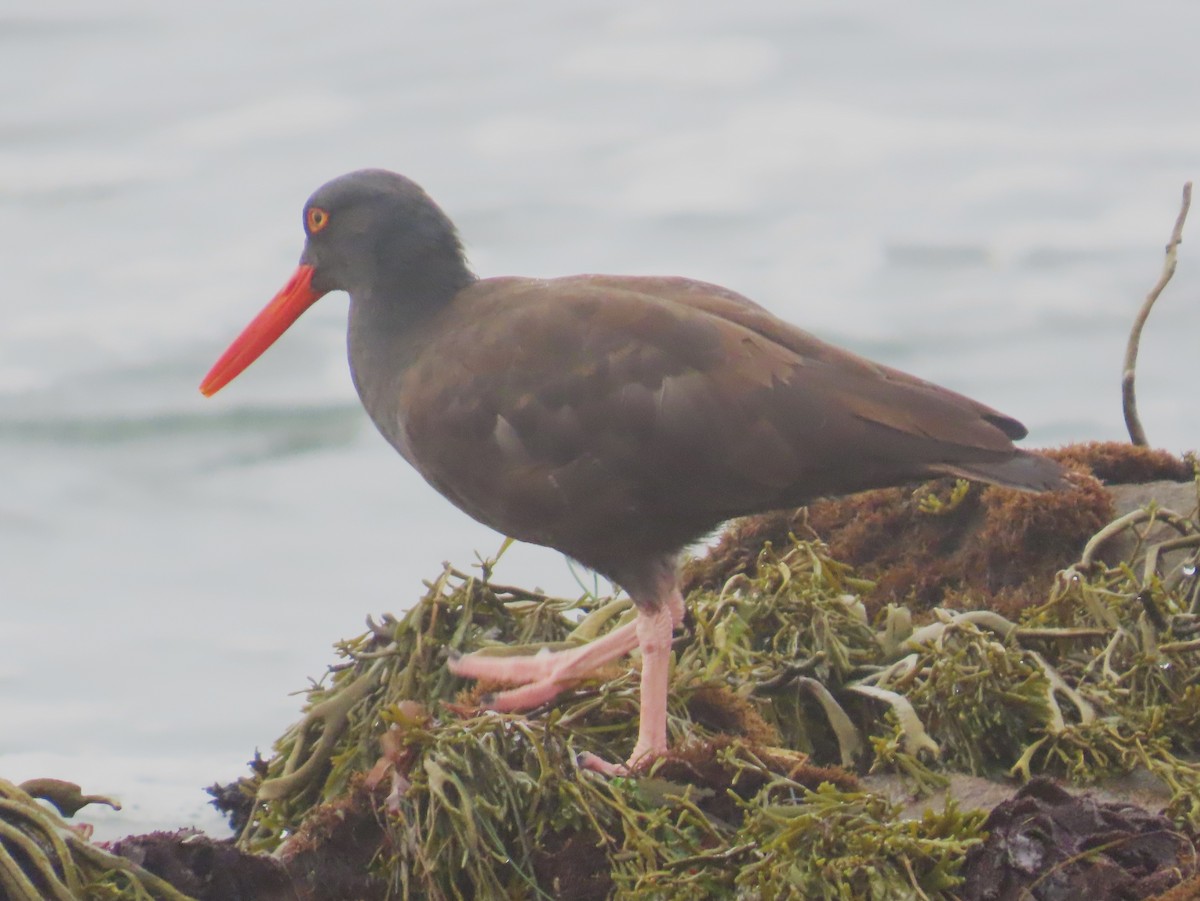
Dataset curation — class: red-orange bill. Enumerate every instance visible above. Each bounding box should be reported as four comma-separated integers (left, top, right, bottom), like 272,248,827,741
200,265,326,397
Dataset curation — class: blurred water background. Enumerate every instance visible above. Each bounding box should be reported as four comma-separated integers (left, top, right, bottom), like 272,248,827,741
1,0,1197,839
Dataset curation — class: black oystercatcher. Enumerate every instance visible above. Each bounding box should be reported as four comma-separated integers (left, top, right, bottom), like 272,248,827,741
201,169,1064,774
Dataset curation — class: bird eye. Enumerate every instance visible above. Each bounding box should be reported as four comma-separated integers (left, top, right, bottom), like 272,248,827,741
306,207,330,234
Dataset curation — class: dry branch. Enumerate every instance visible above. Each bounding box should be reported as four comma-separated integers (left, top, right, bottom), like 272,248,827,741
1122,181,1193,446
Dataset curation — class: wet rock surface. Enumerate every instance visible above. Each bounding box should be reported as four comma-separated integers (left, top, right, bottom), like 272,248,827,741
960,779,1198,901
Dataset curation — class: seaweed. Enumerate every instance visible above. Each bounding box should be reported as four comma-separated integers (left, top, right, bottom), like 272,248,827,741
7,468,1200,898
0,778,192,901
207,474,1200,897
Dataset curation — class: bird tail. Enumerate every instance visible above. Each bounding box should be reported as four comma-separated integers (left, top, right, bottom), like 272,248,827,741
932,449,1068,492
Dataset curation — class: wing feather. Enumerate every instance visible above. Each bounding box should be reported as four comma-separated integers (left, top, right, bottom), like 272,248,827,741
397,274,1044,563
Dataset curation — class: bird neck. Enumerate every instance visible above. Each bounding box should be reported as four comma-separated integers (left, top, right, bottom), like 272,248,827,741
349,265,468,328
345,272,475,449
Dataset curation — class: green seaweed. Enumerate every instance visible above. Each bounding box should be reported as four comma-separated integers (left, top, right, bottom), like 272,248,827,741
0,779,193,901
222,484,1200,898
7,483,1199,899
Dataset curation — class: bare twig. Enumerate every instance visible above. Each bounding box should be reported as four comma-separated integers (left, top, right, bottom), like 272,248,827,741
1122,181,1192,446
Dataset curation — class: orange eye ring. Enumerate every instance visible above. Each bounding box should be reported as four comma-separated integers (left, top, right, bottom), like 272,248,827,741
306,207,330,233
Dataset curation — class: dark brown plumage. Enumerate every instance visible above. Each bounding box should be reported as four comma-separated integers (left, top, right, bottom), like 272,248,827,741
201,169,1064,773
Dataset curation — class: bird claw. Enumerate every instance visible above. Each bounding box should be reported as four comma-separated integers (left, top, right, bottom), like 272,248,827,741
447,645,562,687
477,678,572,711
448,617,643,704
577,751,630,777
450,607,675,775
577,743,662,777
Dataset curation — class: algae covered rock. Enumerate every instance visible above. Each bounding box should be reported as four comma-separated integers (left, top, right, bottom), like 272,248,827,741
8,450,1198,899
205,461,1200,898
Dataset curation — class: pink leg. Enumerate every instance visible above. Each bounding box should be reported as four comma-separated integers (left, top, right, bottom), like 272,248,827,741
451,576,685,776
628,603,676,767
448,617,641,709
574,603,677,775
449,588,685,705
577,586,684,775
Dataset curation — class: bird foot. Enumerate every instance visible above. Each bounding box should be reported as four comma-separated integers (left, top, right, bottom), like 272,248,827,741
447,616,642,709
577,738,665,777
450,594,683,779
578,752,635,777
480,675,575,711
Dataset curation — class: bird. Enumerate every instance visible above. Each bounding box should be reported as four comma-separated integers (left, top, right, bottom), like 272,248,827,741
200,169,1064,775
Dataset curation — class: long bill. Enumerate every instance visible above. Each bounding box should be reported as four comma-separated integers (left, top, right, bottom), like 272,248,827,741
199,264,326,397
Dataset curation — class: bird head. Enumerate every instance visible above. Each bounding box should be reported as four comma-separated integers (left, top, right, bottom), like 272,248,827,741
200,169,468,397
